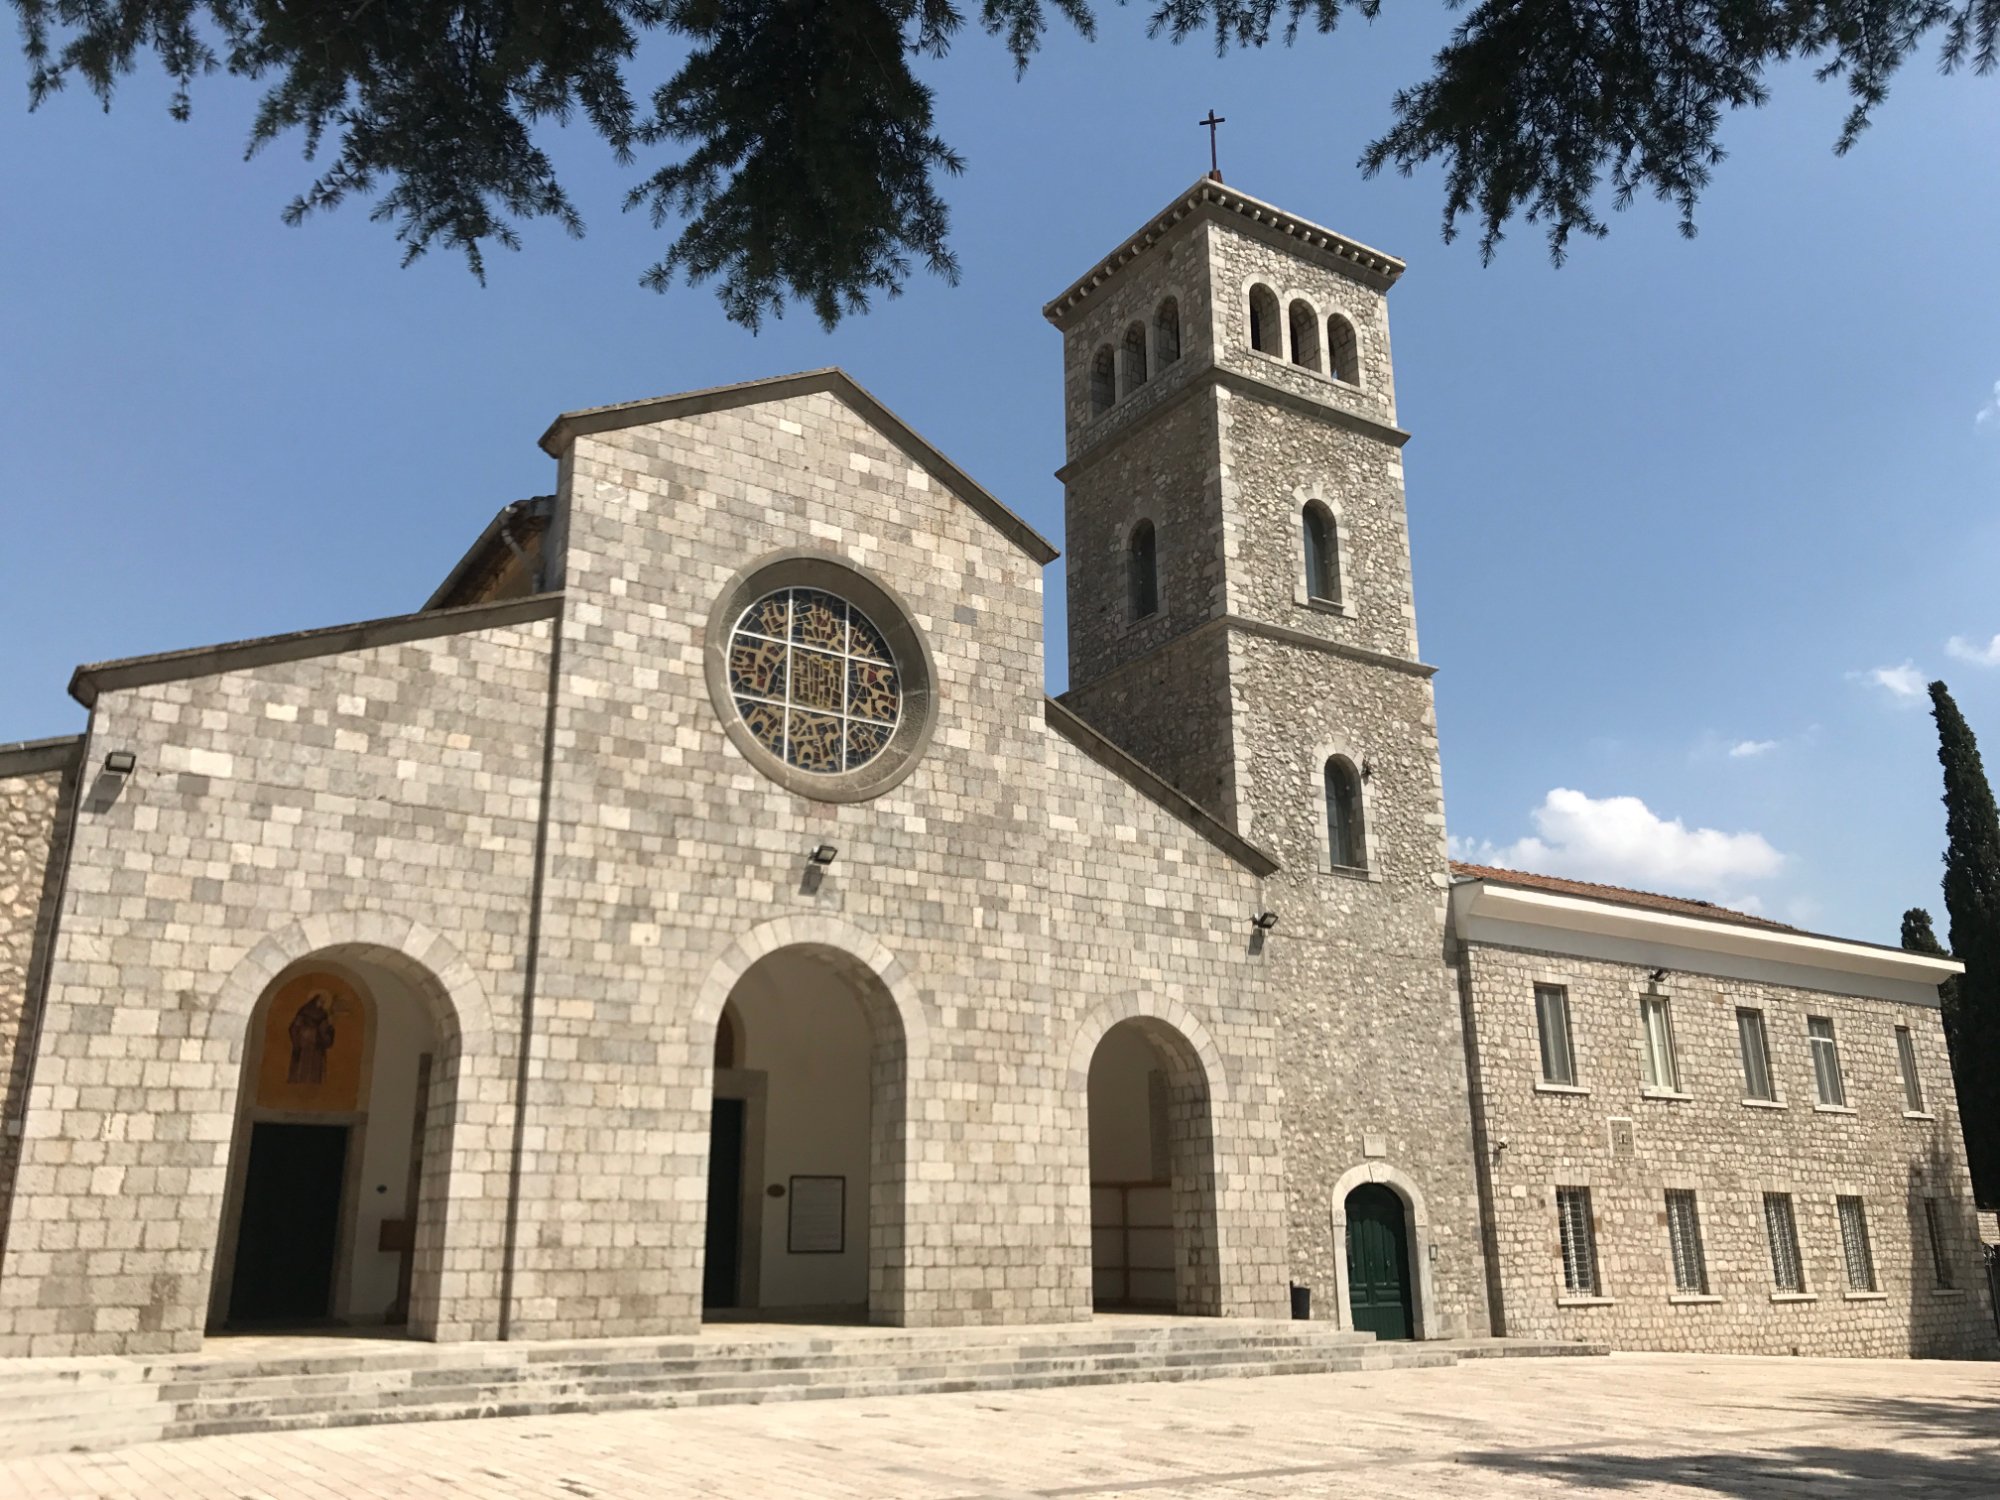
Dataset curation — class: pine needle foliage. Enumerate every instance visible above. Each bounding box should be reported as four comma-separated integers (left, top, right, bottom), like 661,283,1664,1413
11,0,1998,324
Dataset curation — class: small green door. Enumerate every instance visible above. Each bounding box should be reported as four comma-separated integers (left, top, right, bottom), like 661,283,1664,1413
1345,1184,1413,1341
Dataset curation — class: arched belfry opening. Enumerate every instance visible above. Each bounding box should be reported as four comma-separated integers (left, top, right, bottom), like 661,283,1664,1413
1085,1017,1221,1315
211,948,456,1334
702,946,908,1324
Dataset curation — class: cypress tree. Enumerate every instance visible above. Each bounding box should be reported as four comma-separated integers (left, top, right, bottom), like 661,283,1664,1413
1928,682,2000,1205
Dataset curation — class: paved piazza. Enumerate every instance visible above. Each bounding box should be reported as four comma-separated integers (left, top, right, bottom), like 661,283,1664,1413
7,1353,1999,1499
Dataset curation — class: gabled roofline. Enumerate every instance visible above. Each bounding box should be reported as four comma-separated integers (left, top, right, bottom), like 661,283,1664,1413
425,495,555,611
1043,178,1406,328
1045,697,1279,878
537,368,1059,567
68,594,563,708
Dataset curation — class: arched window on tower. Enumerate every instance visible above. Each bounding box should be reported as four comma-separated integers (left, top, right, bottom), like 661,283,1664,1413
1128,520,1159,620
1090,345,1116,414
1327,315,1361,386
1325,756,1365,871
1122,322,1149,392
1155,298,1182,366
1248,285,1281,356
1288,301,1322,373
1302,503,1340,605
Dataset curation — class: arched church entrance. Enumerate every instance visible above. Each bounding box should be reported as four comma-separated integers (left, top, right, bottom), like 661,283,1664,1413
702,945,907,1323
1344,1183,1414,1340
1086,1018,1221,1315
211,950,449,1332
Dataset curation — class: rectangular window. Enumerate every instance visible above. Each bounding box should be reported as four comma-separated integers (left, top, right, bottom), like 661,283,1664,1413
1896,1026,1926,1114
1557,1186,1601,1296
1808,1017,1847,1107
1764,1192,1805,1292
1641,996,1680,1092
1837,1196,1877,1292
1925,1200,1955,1288
1536,985,1578,1086
1665,1189,1709,1295
1737,1008,1776,1101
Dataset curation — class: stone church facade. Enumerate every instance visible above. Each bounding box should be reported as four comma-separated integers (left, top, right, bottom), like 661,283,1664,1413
0,179,1985,1362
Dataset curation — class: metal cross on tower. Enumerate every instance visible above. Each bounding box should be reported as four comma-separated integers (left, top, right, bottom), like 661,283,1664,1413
1198,111,1226,182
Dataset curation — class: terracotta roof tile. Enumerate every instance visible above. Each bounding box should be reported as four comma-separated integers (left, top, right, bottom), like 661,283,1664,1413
1447,861,1799,934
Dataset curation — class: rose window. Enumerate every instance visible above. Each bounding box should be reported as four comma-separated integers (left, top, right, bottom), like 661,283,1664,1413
727,588,902,773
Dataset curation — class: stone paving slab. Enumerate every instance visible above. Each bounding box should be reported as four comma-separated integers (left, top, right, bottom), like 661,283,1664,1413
5,1351,1996,1499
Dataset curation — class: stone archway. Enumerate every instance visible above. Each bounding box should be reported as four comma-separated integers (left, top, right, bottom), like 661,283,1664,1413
1329,1161,1440,1341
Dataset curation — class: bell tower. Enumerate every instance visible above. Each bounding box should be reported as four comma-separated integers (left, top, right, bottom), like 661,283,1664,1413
1047,179,1489,1336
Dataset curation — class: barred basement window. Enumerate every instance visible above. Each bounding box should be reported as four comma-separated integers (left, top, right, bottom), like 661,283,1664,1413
1557,1186,1601,1296
1641,995,1680,1092
1737,1008,1776,1102
1925,1199,1955,1288
1663,1190,1709,1294
1837,1196,1877,1292
1808,1017,1847,1107
1764,1192,1805,1292
1896,1025,1926,1113
1536,984,1578,1086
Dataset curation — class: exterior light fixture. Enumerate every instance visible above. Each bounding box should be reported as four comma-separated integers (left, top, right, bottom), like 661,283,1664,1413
1252,911,1279,931
808,845,839,866
1648,967,1668,983
103,751,137,775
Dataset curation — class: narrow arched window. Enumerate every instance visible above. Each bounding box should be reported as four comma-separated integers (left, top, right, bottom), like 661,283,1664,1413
1248,285,1281,356
1302,503,1339,604
1090,345,1116,414
1288,301,1321,372
1328,315,1360,385
1121,321,1148,392
1155,298,1181,365
1326,757,1364,870
1128,520,1158,620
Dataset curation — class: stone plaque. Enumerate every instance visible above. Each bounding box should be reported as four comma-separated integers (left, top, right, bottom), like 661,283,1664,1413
788,1175,845,1254
1362,1133,1388,1159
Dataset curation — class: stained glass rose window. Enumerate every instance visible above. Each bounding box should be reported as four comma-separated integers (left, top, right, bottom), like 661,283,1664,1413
727,588,902,773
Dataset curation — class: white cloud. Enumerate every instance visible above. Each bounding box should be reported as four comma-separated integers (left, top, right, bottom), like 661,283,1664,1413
1852,661,1927,702
1727,739,1779,759
1978,380,2000,428
1947,634,2000,668
1453,788,1785,896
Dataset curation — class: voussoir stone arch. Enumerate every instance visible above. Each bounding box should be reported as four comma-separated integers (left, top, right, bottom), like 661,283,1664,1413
1067,994,1230,1104
692,913,931,1063
1329,1158,1441,1340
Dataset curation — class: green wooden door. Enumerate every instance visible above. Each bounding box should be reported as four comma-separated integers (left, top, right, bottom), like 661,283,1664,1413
1345,1184,1413,1341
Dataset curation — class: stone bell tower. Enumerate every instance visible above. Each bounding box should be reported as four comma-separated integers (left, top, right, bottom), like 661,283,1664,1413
1047,178,1490,1337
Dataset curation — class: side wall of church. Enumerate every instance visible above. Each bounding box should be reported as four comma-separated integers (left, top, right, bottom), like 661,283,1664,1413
517,388,1287,1339
0,618,554,1356
1463,938,1996,1357
0,748,79,1258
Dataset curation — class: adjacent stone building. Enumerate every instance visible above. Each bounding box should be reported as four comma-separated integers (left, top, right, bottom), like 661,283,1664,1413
0,177,1984,1361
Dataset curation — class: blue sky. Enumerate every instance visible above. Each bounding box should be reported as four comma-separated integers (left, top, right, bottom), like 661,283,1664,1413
4,11,1997,946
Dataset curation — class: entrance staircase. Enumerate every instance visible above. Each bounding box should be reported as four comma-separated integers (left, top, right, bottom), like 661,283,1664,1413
0,1318,1600,1459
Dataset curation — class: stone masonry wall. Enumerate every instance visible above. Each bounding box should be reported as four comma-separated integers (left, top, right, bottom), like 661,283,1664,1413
514,386,1288,1338
0,748,78,1254
0,618,554,1356
1463,939,1996,1357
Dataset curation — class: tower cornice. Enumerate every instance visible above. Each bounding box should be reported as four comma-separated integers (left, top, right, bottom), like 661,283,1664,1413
1042,178,1406,329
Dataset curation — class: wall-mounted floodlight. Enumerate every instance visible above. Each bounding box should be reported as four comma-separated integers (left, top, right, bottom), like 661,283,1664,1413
103,751,137,775
1251,911,1280,931
808,845,839,866
1648,967,1669,983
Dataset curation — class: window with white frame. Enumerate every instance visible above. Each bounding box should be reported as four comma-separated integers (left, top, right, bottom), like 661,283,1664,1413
1641,995,1680,1092
1925,1199,1955,1288
1664,1189,1709,1295
1895,1025,1926,1113
1808,1017,1847,1106
1737,1008,1776,1102
1557,1187,1601,1296
1836,1196,1877,1292
1764,1192,1805,1292
1536,984,1578,1086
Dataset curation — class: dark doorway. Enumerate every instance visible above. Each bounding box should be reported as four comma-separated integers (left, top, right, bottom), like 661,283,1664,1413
703,1097,746,1309
228,1122,349,1325
1345,1183,1414,1340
